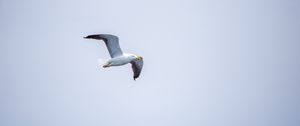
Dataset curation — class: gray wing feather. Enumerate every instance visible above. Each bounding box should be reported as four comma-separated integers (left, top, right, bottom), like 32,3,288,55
84,34,123,58
130,57,143,80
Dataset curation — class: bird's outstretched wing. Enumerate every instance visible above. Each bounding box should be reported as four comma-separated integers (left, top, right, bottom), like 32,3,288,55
84,34,123,58
131,57,143,80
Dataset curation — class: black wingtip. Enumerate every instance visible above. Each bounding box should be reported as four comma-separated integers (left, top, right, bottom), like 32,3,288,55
83,35,91,39
83,34,106,41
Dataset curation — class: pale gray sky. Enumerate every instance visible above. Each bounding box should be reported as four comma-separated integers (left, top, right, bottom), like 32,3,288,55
1,0,300,126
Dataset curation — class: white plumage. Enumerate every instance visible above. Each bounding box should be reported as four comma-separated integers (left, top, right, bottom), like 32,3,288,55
84,34,143,80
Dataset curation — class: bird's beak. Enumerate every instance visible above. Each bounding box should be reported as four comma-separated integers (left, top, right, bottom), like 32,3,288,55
136,56,142,61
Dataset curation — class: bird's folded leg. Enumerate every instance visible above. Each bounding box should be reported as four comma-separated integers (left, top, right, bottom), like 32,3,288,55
102,62,111,68
102,64,110,68
98,58,110,68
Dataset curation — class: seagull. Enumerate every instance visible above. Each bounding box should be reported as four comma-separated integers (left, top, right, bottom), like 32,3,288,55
84,34,143,80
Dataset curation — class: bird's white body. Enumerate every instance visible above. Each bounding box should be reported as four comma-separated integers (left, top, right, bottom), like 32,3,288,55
105,53,136,67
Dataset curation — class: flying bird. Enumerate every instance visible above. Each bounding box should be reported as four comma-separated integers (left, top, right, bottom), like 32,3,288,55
84,34,143,80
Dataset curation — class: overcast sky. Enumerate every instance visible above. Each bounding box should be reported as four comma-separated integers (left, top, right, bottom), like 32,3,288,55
1,0,300,126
